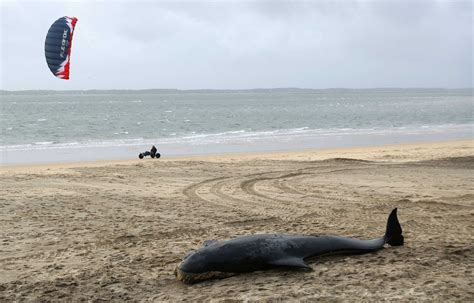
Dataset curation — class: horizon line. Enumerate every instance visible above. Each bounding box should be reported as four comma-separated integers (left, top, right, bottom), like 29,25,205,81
2,87,473,93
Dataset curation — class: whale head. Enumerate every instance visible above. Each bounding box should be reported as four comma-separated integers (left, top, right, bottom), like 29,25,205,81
174,250,235,284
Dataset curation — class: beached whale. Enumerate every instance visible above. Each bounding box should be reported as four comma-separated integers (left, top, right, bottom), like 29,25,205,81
175,208,403,283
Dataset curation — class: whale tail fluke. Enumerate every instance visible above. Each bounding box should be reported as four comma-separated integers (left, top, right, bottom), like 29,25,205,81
384,208,404,246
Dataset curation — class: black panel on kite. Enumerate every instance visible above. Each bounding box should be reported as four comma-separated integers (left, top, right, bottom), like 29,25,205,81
45,16,78,80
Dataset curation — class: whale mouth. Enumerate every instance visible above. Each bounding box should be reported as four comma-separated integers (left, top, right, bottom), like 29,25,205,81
174,264,235,284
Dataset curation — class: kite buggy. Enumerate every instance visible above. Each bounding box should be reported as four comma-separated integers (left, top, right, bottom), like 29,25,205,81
139,145,161,159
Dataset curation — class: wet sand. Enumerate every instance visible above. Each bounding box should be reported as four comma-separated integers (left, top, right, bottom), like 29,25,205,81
1,140,473,301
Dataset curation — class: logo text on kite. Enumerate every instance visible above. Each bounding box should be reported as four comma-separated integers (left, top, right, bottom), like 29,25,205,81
60,29,68,58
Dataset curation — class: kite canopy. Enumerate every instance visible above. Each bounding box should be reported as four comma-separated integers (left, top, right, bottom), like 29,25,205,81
44,16,78,80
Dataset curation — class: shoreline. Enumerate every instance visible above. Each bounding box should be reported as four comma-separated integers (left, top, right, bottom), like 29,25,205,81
1,138,472,172
1,123,472,166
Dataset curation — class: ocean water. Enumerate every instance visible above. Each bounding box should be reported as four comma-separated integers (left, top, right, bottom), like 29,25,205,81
1,89,472,165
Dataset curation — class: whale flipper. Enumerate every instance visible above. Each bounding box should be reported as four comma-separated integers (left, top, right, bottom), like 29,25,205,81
269,257,311,270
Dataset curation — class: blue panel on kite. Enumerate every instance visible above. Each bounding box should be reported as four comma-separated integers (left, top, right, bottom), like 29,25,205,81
44,16,78,80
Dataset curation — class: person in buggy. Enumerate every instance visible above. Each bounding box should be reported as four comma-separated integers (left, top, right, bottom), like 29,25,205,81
139,145,161,159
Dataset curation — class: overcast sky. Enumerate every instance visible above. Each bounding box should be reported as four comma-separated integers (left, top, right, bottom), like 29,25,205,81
1,0,472,90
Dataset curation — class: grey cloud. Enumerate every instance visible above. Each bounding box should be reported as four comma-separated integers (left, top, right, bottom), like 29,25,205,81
1,0,472,90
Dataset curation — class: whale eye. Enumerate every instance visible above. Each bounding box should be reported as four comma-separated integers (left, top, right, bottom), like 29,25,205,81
203,240,218,247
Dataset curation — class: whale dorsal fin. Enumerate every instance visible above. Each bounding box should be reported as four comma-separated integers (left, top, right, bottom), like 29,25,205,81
203,240,218,247
268,257,311,270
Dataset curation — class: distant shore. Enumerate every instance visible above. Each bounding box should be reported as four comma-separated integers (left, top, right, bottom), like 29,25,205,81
2,87,472,95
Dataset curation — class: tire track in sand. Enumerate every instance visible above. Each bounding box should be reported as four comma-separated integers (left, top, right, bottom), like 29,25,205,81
240,166,371,222
182,175,284,225
182,164,376,226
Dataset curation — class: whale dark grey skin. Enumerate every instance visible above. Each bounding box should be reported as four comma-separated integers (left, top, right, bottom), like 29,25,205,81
175,208,403,283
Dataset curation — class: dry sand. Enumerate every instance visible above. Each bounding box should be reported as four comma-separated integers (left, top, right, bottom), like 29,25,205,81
1,140,473,301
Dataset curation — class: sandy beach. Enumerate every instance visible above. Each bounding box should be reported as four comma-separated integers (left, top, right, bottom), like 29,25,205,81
1,139,473,301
